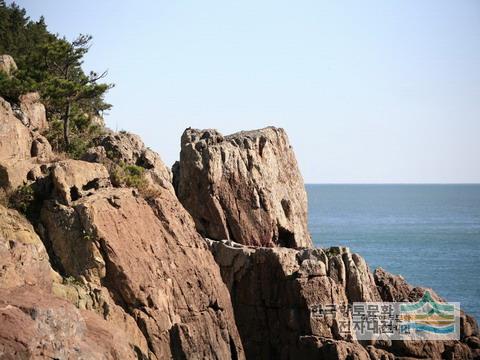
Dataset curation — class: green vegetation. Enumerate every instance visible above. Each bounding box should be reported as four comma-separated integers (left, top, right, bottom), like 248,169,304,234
0,1,112,156
108,162,161,200
8,184,35,214
110,163,147,189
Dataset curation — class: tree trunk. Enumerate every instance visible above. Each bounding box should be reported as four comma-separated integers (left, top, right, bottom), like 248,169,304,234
63,102,71,149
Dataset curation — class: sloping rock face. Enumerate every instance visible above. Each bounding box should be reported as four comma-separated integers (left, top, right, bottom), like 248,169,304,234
208,240,480,360
40,186,244,359
174,127,312,248
0,204,144,359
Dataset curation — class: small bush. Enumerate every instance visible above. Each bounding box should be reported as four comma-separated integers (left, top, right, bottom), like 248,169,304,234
110,163,146,189
107,162,162,200
8,184,35,214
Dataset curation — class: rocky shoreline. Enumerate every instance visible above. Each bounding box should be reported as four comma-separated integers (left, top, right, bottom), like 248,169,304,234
0,56,479,359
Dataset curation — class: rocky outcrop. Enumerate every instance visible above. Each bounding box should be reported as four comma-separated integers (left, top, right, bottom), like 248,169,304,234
50,160,111,204
174,127,312,248
0,96,52,190
88,131,174,193
0,97,33,161
19,92,49,132
208,239,480,360
40,186,244,359
0,54,17,76
208,240,379,358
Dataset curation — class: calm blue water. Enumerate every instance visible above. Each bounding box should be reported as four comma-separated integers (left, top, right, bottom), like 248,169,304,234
307,184,480,321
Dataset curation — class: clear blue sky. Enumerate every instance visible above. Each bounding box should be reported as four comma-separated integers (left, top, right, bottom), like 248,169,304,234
15,1,480,183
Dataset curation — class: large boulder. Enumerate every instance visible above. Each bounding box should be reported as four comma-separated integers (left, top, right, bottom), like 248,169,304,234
40,187,244,359
174,127,312,248
19,92,49,132
0,55,17,76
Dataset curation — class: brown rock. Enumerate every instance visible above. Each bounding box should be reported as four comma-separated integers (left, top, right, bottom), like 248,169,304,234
374,267,413,302
30,134,53,160
298,337,371,360
174,127,312,248
91,131,173,192
366,345,395,360
0,96,53,190
209,240,479,359
19,92,49,132
208,240,380,358
41,187,244,359
0,205,146,359
50,159,111,204
0,97,33,162
0,205,53,290
0,55,17,76
0,286,139,360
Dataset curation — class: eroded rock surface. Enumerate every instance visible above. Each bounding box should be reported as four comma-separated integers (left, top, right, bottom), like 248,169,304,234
0,96,53,190
174,127,312,248
50,159,111,204
89,131,174,192
208,239,479,360
208,240,379,358
19,92,49,132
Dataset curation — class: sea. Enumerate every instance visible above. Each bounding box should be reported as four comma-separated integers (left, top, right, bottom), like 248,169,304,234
307,184,480,321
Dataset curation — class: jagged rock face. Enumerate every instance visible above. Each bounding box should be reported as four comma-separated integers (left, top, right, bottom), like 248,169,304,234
0,97,33,161
374,267,480,359
90,131,174,193
208,240,379,359
0,96,53,190
41,188,244,359
0,54,17,76
0,205,148,359
19,92,49,132
209,240,480,360
174,127,312,248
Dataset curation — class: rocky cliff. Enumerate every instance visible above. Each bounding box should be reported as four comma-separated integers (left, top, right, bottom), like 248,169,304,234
207,240,479,359
173,127,312,248
0,55,479,359
0,90,244,359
